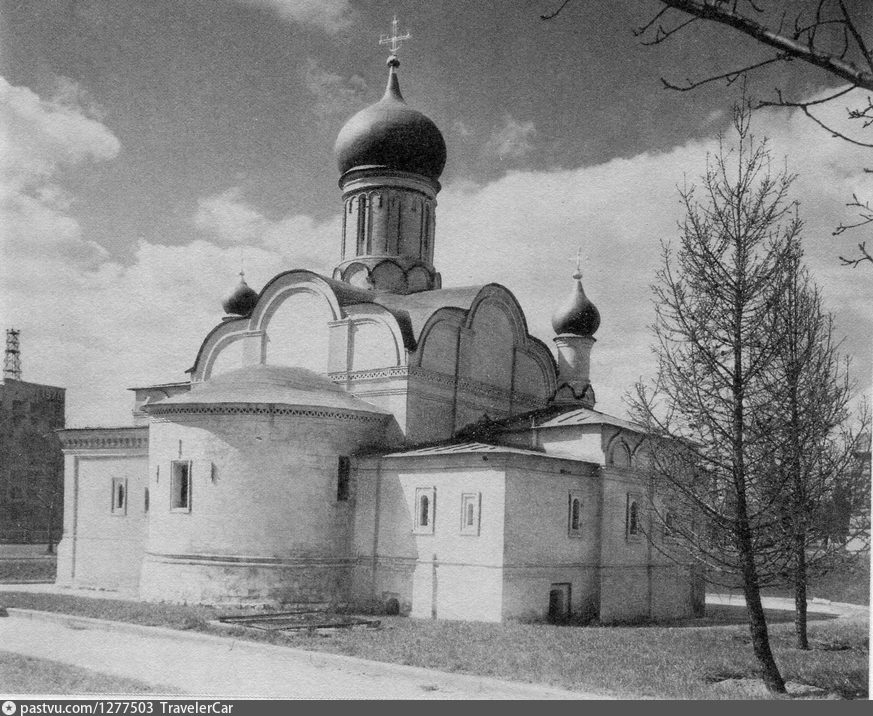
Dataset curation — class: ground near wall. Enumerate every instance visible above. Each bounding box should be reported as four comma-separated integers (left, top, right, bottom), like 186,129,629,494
0,590,866,699
0,543,56,583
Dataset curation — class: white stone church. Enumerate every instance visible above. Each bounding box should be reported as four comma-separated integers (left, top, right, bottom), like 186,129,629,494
56,53,704,623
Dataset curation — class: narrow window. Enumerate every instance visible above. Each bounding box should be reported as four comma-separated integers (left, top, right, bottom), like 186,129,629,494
111,478,127,515
144,488,150,513
460,493,481,535
420,496,429,526
171,461,192,512
627,496,640,538
337,456,350,501
414,487,435,534
663,510,675,538
568,492,583,536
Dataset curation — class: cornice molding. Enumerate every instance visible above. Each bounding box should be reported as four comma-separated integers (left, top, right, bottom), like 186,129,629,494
58,427,149,451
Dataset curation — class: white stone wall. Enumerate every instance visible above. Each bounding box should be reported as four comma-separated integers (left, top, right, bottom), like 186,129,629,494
501,462,601,621
352,458,506,621
56,451,148,593
139,409,385,605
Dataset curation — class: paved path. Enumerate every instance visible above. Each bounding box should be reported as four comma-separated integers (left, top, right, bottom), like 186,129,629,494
0,609,606,700
708,593,869,619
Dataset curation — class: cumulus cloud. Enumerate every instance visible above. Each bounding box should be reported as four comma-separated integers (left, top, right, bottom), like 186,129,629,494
0,76,119,283
233,0,351,32
301,59,369,117
3,76,868,429
194,186,339,272
437,89,872,415
485,114,536,160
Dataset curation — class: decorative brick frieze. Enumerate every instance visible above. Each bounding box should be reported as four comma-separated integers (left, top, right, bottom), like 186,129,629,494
330,365,544,407
58,427,149,451
146,404,385,423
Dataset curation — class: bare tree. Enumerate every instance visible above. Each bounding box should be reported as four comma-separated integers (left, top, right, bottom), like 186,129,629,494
540,0,873,264
754,249,867,648
628,102,799,693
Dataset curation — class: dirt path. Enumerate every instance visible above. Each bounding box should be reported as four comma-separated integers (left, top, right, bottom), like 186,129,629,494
0,609,610,700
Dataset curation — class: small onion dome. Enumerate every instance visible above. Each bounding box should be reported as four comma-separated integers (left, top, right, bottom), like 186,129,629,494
551,271,600,336
222,271,258,316
334,57,446,181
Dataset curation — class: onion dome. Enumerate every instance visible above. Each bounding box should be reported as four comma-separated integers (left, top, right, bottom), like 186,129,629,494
222,271,258,316
551,270,600,337
334,57,446,181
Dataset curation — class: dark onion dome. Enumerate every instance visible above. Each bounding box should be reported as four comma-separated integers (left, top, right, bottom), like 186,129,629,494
551,271,601,337
334,58,446,181
222,271,258,316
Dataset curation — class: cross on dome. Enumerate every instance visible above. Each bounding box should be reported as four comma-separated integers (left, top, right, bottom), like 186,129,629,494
379,15,411,62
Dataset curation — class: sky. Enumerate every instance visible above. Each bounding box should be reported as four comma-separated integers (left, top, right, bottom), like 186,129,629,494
1,0,871,427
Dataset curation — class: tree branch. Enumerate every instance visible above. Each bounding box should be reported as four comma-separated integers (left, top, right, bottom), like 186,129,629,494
658,0,873,90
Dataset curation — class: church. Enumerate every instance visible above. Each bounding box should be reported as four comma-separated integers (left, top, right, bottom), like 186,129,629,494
56,48,704,624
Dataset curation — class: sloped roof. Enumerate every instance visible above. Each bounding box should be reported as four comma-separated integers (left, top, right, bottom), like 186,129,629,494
146,364,388,415
495,405,643,433
383,441,548,458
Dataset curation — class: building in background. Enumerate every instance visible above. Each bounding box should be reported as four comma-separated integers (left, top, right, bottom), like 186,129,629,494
0,329,66,546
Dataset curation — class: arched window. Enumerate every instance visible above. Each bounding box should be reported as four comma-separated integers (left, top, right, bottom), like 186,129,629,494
568,492,583,536
460,493,480,535
111,478,127,515
414,487,435,534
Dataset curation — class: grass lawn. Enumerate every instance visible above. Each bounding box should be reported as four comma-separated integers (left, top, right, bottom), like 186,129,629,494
0,651,179,695
0,558,56,583
0,591,866,699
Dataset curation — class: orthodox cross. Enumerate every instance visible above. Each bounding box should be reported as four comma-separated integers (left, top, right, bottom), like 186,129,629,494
379,15,411,56
572,247,584,278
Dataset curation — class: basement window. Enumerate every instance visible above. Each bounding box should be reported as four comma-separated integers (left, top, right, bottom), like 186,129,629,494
171,461,192,512
414,487,435,534
111,478,127,516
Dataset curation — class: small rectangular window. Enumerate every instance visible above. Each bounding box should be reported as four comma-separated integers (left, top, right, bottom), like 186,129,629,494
337,456,350,501
144,487,150,513
414,487,435,534
459,493,481,535
111,478,127,516
171,461,192,512
568,491,583,537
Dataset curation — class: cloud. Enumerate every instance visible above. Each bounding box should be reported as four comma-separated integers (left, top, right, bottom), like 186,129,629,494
0,76,119,281
3,77,869,431
301,59,369,117
437,88,872,416
485,114,536,160
194,186,339,272
233,0,352,32
0,77,119,185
